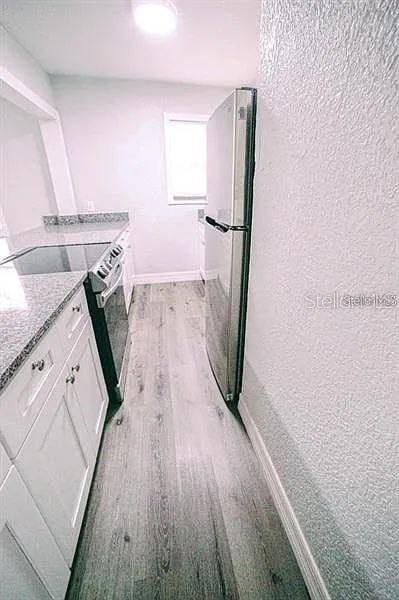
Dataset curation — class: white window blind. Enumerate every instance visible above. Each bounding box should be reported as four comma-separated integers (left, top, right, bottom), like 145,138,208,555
164,114,207,204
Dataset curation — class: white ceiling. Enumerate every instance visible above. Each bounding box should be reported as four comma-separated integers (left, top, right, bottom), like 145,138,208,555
0,0,261,87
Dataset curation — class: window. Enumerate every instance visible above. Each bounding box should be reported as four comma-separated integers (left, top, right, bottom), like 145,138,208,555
164,113,208,204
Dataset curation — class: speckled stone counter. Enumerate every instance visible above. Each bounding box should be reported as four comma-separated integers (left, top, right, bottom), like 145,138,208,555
0,271,87,392
0,216,131,391
3,220,128,259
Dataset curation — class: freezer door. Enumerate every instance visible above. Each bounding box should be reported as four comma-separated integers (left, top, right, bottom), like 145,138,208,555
206,88,254,227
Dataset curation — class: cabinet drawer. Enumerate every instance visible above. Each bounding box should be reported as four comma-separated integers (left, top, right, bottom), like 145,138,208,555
0,326,65,458
55,286,89,357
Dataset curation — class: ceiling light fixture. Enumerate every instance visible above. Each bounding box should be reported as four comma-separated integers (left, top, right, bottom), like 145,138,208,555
133,1,177,36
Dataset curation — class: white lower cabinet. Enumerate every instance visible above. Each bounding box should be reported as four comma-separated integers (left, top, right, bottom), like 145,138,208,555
0,466,70,600
199,222,205,281
0,285,110,596
119,226,135,312
0,326,65,459
67,321,108,455
15,362,96,567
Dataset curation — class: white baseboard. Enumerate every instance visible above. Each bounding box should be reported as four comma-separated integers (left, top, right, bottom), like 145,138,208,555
239,399,331,600
134,270,201,285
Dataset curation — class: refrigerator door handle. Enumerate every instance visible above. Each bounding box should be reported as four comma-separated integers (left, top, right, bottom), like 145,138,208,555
205,216,248,233
205,215,229,232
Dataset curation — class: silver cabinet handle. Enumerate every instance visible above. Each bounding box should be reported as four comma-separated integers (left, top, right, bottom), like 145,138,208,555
72,305,81,312
66,374,75,384
71,363,80,373
32,359,45,371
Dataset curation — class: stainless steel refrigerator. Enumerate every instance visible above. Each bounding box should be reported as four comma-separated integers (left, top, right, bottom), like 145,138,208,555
205,87,257,406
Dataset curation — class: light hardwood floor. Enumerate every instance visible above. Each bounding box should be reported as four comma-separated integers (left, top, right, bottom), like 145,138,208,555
67,282,310,600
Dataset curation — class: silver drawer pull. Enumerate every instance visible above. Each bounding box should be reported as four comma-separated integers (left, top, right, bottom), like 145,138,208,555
71,363,80,373
32,359,45,371
72,305,81,312
66,374,75,384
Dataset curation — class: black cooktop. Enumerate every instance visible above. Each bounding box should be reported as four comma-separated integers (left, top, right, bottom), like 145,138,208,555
0,243,109,275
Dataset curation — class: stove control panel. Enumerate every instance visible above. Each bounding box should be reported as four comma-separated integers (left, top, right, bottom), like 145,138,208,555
97,266,109,279
110,246,122,257
89,237,127,293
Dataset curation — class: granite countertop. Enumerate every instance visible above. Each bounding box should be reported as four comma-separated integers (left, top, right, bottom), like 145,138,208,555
0,270,87,392
0,215,130,392
4,220,128,258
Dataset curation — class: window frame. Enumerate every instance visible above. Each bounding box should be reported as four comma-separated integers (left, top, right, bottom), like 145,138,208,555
164,112,208,206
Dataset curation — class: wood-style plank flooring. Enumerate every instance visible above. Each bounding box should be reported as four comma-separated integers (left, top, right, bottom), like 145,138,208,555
67,282,310,600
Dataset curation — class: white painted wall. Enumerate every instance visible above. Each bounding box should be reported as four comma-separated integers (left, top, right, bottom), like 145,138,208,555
0,26,77,216
51,77,228,276
0,97,57,234
241,2,398,600
0,25,55,108
39,118,77,214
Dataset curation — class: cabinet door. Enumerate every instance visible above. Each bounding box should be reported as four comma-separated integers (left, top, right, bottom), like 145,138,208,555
199,222,205,280
0,466,70,600
15,365,95,566
67,321,108,455
0,440,12,485
121,227,135,312
122,257,131,313
128,230,135,304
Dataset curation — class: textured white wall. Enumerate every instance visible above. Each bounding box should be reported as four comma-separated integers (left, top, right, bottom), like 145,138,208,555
242,2,398,599
0,98,56,234
51,77,228,276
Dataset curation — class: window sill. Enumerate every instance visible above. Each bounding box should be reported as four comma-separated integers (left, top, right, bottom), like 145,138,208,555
169,196,207,206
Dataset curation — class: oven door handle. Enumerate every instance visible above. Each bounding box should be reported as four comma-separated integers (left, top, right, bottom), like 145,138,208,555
97,263,124,308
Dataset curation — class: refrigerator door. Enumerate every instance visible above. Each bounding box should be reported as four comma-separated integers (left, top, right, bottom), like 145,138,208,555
205,88,256,404
205,225,246,402
206,88,255,228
